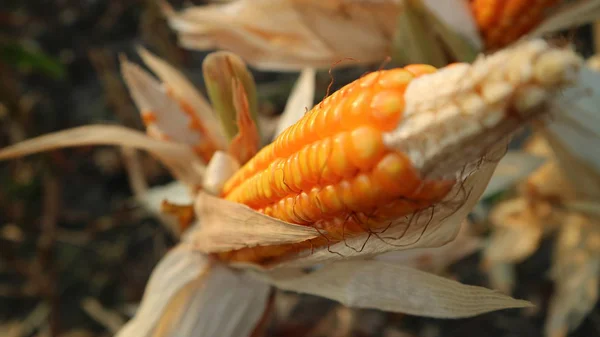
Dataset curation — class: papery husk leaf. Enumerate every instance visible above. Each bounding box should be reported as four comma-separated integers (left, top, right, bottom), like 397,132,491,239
275,68,316,137
529,0,600,38
228,79,261,164
256,260,532,318
420,0,482,52
203,151,240,196
116,245,271,337
163,0,400,71
0,125,205,186
481,151,546,200
538,66,600,200
202,51,259,140
188,192,321,253
420,0,481,63
391,0,447,67
264,144,502,270
120,57,219,157
375,220,482,274
136,47,228,149
116,245,209,337
545,214,600,337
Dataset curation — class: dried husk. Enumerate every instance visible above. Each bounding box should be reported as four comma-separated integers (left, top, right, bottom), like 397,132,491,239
187,192,321,253
529,0,600,39
538,66,600,200
545,214,600,337
392,0,480,66
121,54,225,152
481,151,546,200
162,0,401,71
202,51,260,140
0,125,205,187
136,47,227,149
255,259,532,318
116,245,271,337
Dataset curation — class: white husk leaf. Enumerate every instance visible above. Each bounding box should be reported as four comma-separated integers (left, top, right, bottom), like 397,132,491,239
256,259,532,318
545,214,600,337
163,0,400,71
529,0,600,38
120,57,213,151
275,68,316,136
538,66,600,200
481,151,546,200
0,125,205,186
419,0,482,51
136,47,228,149
188,192,321,253
116,245,271,337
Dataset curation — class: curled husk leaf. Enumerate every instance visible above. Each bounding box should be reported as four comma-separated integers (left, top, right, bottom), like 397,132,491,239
202,51,260,140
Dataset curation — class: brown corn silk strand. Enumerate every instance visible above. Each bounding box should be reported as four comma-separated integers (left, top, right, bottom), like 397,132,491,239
470,0,561,50
217,64,457,265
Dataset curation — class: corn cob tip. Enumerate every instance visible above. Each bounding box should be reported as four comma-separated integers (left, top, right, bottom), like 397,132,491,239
383,39,582,178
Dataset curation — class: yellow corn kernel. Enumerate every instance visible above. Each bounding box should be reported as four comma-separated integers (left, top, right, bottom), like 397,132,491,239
218,66,456,264
470,0,560,49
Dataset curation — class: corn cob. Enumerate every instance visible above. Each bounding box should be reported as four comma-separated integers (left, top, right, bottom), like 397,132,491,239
215,40,581,265
218,64,455,264
470,0,560,50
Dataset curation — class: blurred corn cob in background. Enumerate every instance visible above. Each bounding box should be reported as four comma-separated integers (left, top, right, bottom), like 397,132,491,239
161,0,600,70
470,0,561,50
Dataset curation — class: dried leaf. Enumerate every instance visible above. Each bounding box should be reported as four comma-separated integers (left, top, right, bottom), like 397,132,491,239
481,151,546,200
116,245,210,337
0,125,205,186
419,0,482,53
529,0,600,38
163,0,400,71
120,56,221,163
116,245,271,337
275,68,316,137
202,51,259,140
258,260,532,318
545,214,600,337
538,66,600,199
136,47,227,149
391,0,447,67
228,79,260,164
188,192,321,253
